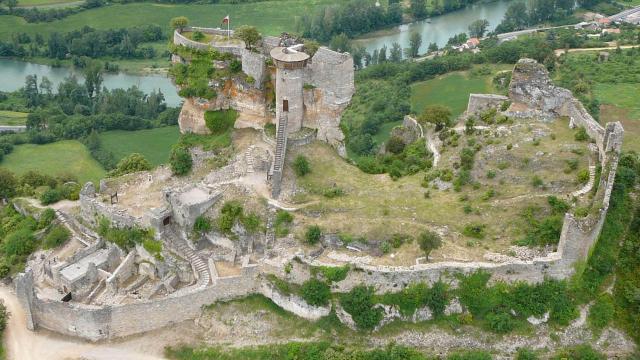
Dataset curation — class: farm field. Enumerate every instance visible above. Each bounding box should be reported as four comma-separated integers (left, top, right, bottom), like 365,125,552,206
99,126,180,166
0,0,337,41
595,83,640,152
0,110,28,126
1,140,106,184
410,65,511,119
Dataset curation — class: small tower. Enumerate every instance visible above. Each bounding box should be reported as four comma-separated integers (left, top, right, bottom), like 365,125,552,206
270,45,310,135
268,45,310,198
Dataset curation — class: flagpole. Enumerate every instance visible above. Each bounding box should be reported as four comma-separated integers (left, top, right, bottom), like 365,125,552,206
227,16,230,41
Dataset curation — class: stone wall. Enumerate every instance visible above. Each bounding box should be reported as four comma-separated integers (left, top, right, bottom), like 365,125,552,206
241,50,267,89
466,94,509,115
258,282,330,320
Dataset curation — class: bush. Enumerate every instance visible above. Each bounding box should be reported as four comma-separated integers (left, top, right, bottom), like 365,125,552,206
204,109,237,135
340,285,383,331
293,155,311,177
551,345,605,360
447,350,493,360
0,168,17,199
386,136,406,154
304,225,322,245
274,210,293,237
43,225,70,249
577,168,590,184
40,188,62,205
37,208,56,229
143,239,163,259
300,278,330,306
486,311,515,333
531,175,544,188
241,213,261,234
587,294,614,331
170,146,193,176
110,153,152,176
313,265,349,283
193,215,212,234
574,126,590,141
463,223,486,239
516,348,538,360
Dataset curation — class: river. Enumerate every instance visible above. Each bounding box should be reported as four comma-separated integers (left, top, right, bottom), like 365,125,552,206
0,58,182,107
356,0,516,55
0,0,516,106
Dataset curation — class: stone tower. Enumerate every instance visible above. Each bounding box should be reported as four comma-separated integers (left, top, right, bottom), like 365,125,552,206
270,45,310,135
269,45,310,198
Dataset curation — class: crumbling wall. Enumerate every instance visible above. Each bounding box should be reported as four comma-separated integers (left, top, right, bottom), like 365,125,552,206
466,94,509,115
259,282,330,320
302,47,355,157
241,50,267,89
79,182,142,228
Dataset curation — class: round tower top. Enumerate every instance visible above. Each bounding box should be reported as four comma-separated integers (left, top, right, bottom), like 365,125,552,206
270,46,310,69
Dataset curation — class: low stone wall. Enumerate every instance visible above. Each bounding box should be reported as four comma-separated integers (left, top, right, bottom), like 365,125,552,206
466,94,509,115
16,263,261,341
259,282,330,320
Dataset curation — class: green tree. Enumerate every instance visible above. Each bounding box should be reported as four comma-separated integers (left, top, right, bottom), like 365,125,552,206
390,42,402,62
418,105,453,130
170,16,189,32
170,146,193,176
6,0,17,11
418,230,442,260
407,32,422,58
410,0,428,19
428,42,439,53
83,61,103,99
293,155,311,177
0,169,17,200
468,19,489,38
235,25,261,50
24,75,39,108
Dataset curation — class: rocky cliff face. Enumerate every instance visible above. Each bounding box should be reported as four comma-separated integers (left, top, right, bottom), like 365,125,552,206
508,58,574,115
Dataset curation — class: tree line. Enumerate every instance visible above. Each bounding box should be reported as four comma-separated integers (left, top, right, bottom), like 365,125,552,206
0,25,166,61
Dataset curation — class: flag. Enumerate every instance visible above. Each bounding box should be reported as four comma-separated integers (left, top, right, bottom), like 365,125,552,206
221,15,230,25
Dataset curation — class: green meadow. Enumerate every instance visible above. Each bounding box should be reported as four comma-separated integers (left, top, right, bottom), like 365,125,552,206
98,126,180,166
1,140,106,184
0,0,337,41
0,111,28,126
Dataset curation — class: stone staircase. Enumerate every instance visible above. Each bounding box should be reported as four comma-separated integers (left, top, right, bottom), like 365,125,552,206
572,165,597,197
164,228,210,292
270,112,289,198
55,210,98,247
245,145,256,174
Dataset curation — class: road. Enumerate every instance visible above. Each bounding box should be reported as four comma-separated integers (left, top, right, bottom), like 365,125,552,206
0,286,169,360
554,44,640,56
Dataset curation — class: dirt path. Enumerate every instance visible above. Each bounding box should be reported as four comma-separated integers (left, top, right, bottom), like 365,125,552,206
0,285,176,360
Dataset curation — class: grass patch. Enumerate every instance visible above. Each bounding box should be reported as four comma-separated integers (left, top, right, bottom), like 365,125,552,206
0,110,27,126
98,126,180,166
410,65,511,119
2,140,105,184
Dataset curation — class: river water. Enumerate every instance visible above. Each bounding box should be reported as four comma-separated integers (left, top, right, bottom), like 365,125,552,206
0,58,182,107
356,0,515,55
0,0,515,105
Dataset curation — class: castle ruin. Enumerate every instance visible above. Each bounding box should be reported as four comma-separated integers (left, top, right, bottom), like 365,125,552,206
13,52,624,342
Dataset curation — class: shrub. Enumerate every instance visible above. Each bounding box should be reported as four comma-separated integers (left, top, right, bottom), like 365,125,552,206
110,153,152,176
486,311,515,333
37,208,56,229
274,210,293,237
143,239,163,259
170,146,193,176
192,31,205,41
241,213,261,234
389,233,412,248
418,230,442,259
426,280,449,317
587,294,614,331
313,265,349,283
551,345,605,360
339,285,383,331
40,188,62,205
486,170,496,179
304,225,322,245
43,225,70,249
300,278,330,306
447,350,492,360
463,223,486,239
531,175,544,188
193,215,212,234
204,109,237,135
217,201,244,235
516,348,538,360
577,168,590,184
386,136,406,154
0,168,17,199
574,126,590,141
323,187,344,198
293,155,311,177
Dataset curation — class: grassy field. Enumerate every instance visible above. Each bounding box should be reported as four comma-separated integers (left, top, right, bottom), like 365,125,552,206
594,83,640,152
17,0,82,7
410,65,511,118
98,126,180,166
0,0,337,41
0,110,28,126
1,140,106,184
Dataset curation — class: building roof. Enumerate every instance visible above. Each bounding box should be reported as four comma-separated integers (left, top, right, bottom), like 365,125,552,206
270,46,310,63
467,38,480,47
597,17,612,24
